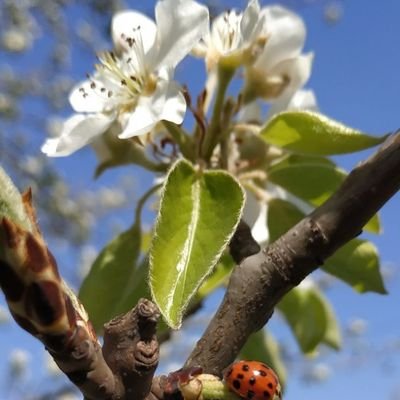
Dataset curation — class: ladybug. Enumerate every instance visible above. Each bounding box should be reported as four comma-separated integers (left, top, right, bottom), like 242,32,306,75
224,360,282,400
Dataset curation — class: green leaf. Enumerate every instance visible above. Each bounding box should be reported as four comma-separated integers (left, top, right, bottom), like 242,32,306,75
260,111,387,155
241,330,287,389
267,199,386,293
268,159,380,234
269,160,347,207
320,294,342,350
267,198,304,243
364,214,381,234
324,239,387,294
79,222,142,331
149,160,245,328
79,185,159,331
278,286,332,354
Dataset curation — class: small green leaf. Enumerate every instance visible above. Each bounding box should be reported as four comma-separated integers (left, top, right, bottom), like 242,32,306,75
268,160,380,234
241,330,287,388
278,286,333,354
260,111,387,155
149,160,245,328
269,160,346,207
324,239,387,294
267,198,304,243
267,199,386,293
321,294,342,350
79,223,141,331
364,214,381,234
79,185,159,331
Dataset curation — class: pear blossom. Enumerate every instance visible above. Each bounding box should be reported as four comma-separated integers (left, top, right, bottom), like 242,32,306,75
194,0,267,70
243,5,314,102
239,89,317,243
42,0,209,157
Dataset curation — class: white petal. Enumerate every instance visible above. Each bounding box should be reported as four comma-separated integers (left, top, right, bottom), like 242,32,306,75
111,10,157,53
242,190,262,228
269,52,314,98
251,202,269,244
287,89,318,110
151,0,209,68
69,78,119,113
119,102,159,138
238,101,262,123
240,0,261,42
41,113,114,157
242,190,269,244
160,81,186,124
119,78,186,139
255,5,306,71
267,88,318,118
210,11,242,54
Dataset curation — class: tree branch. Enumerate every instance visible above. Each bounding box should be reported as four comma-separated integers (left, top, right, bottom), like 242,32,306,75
185,130,400,375
0,190,160,400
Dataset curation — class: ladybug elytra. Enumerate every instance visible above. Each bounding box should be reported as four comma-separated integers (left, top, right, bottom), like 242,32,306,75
224,360,282,400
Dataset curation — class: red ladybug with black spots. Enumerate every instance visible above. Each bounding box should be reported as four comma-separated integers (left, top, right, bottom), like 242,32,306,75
224,360,282,400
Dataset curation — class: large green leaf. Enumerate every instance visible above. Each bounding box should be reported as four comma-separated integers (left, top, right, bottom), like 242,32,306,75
260,111,387,155
278,285,339,354
241,330,287,389
79,223,142,331
149,160,245,328
78,185,159,331
324,240,387,294
267,199,386,293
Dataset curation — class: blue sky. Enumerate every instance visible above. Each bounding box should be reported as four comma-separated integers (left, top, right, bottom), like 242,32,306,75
0,0,400,399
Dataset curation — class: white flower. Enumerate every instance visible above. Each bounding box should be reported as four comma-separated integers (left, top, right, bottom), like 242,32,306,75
194,0,266,70
42,0,209,157
239,89,317,243
243,5,313,102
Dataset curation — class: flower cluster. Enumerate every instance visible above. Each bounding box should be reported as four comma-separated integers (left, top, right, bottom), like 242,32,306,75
42,0,314,158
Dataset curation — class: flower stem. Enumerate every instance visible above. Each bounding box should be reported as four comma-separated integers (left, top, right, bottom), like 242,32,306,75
163,120,195,161
201,65,235,162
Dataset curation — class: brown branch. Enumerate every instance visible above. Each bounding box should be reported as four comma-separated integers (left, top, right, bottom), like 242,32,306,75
184,131,400,375
0,189,160,400
103,298,160,400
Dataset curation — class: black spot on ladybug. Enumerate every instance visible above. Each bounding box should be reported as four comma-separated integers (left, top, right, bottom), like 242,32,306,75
249,377,256,385
259,369,267,377
233,380,241,390
237,373,244,379
263,391,271,398
267,382,273,389
247,390,255,399
242,364,250,372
